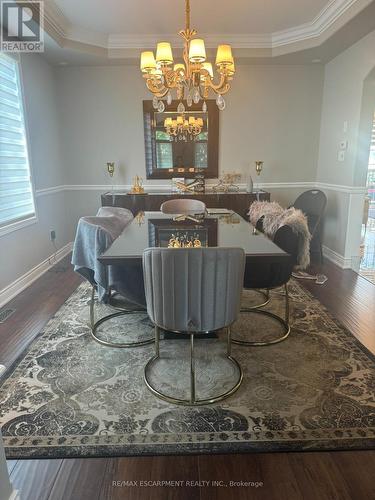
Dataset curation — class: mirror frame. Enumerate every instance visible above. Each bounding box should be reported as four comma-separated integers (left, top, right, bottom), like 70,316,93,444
143,99,219,179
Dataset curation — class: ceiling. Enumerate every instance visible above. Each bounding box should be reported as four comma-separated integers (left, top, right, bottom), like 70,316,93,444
53,0,329,36
13,0,375,64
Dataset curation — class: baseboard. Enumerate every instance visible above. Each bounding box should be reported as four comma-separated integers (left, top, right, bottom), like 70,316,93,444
8,490,19,500
322,245,352,269
0,242,73,309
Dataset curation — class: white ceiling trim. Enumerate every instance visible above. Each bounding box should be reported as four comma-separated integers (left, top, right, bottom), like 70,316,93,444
40,0,371,52
107,33,273,50
273,0,369,46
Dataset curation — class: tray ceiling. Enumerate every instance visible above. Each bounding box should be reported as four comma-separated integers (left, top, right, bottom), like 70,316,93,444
54,0,329,35
17,0,375,64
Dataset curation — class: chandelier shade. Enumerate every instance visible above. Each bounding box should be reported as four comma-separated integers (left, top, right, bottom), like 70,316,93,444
140,0,235,112
156,42,174,65
215,45,234,67
189,39,206,63
140,51,156,73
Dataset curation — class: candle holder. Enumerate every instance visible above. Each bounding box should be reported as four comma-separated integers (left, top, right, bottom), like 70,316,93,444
106,162,115,196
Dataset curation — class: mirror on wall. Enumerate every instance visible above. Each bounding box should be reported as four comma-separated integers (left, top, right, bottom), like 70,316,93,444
143,100,219,179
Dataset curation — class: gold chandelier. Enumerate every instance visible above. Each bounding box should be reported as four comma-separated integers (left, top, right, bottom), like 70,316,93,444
164,114,203,141
140,0,235,113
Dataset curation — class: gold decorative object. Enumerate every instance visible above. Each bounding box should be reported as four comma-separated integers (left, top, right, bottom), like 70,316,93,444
212,172,241,192
129,175,145,194
164,114,203,141
168,233,202,248
135,211,145,226
106,162,115,177
173,178,201,193
140,0,235,113
255,161,264,176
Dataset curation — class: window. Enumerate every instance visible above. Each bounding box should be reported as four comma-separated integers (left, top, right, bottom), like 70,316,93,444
155,130,173,169
0,54,35,230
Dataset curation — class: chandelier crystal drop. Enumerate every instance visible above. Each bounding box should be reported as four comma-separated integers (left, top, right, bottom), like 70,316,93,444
140,0,235,111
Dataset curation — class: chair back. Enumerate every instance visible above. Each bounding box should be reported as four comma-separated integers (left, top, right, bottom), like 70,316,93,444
292,190,327,235
160,199,206,214
72,208,137,303
143,247,245,333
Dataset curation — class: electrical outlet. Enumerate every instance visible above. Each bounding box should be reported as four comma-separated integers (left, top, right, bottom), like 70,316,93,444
338,151,345,162
339,140,348,150
50,230,56,241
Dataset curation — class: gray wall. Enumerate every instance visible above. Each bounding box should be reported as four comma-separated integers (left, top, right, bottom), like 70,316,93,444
56,64,324,186
0,54,70,291
56,63,324,241
316,30,375,258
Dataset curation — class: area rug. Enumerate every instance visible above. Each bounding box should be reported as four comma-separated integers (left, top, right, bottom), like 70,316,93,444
0,281,374,458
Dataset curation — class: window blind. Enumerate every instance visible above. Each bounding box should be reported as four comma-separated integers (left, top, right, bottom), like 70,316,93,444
0,54,35,228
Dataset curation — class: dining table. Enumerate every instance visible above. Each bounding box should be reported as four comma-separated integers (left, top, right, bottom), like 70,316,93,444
99,210,290,266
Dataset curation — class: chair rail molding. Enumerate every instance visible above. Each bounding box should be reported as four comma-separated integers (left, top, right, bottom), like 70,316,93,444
34,182,369,197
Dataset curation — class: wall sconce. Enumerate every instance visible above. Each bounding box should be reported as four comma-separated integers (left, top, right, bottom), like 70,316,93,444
255,161,264,176
106,162,115,177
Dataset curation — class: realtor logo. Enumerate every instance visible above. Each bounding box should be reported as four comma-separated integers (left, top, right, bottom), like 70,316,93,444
1,1,44,52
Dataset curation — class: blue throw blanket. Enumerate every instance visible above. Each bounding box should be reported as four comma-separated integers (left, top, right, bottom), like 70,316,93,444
71,207,134,302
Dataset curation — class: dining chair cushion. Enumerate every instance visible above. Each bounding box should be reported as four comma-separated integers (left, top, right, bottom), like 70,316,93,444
143,247,245,333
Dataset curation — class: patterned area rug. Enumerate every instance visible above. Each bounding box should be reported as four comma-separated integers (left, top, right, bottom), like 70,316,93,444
0,281,374,458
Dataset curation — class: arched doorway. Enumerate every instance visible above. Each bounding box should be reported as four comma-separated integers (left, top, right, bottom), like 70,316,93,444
352,67,375,283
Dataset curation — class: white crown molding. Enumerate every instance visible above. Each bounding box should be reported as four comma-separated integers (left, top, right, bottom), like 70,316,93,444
272,0,363,46
107,33,273,50
35,0,372,55
0,242,73,308
43,0,70,39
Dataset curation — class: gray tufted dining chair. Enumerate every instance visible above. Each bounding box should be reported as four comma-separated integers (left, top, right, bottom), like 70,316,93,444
142,247,245,406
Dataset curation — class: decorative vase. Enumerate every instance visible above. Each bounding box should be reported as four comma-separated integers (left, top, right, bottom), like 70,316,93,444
248,174,253,193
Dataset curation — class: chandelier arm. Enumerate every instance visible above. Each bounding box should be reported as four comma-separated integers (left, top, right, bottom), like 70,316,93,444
145,79,169,98
205,74,231,95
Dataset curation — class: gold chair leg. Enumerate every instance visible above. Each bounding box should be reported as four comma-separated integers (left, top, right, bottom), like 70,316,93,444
90,286,154,348
155,325,160,356
285,283,290,324
240,288,270,311
227,326,232,356
144,323,243,406
190,333,196,404
232,283,291,347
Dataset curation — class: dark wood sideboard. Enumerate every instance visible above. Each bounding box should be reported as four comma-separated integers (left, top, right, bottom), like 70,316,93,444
101,191,270,220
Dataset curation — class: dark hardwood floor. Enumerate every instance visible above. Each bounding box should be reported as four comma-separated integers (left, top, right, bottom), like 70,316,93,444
1,256,375,500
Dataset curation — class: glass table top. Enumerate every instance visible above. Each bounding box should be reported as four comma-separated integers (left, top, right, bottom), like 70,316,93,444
100,212,288,262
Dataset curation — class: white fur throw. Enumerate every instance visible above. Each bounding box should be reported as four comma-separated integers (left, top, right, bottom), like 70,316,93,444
248,201,311,270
